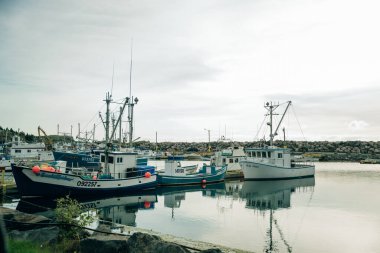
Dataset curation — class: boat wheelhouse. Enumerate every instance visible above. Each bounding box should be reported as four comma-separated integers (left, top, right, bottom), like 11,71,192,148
211,146,246,172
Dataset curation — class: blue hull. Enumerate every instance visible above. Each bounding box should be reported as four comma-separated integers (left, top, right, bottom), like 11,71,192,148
12,165,157,197
157,167,227,186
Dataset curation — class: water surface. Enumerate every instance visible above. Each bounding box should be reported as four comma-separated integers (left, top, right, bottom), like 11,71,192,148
5,162,380,253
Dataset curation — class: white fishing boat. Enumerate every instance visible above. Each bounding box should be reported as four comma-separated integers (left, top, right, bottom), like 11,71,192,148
10,136,54,162
211,146,246,172
0,155,13,172
240,101,315,180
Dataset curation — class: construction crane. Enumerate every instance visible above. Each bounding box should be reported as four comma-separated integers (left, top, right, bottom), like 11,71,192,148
38,126,53,151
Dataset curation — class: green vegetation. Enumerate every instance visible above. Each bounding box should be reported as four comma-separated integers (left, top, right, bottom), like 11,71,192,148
8,239,51,253
55,195,95,240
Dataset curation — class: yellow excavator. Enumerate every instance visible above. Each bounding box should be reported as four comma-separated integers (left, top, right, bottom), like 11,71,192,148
38,126,53,151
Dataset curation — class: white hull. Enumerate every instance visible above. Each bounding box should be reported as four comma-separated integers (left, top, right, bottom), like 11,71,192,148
226,163,242,172
240,161,315,180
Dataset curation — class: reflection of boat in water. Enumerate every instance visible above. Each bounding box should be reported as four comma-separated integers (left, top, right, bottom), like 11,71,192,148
240,177,315,253
241,177,315,210
16,191,157,227
157,182,226,219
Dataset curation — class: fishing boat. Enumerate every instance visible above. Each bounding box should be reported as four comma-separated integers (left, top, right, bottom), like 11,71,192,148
0,155,13,172
240,101,315,180
157,158,227,186
211,146,246,179
12,92,157,197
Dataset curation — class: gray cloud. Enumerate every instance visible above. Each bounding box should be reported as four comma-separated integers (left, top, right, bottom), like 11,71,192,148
1,0,380,141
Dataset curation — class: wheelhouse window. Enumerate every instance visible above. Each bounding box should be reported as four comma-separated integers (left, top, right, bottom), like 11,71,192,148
252,152,257,157
229,158,234,163
108,156,114,164
248,152,252,157
117,157,123,163
257,152,261,158
278,153,283,158
268,152,271,158
15,150,21,153
262,152,267,158
222,158,226,163
27,149,31,153
101,155,105,162
235,158,239,163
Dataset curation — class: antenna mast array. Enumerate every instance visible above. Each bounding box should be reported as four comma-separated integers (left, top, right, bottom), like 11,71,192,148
265,101,292,146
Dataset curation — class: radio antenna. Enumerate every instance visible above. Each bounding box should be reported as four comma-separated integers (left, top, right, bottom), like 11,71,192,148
111,62,115,96
129,38,133,98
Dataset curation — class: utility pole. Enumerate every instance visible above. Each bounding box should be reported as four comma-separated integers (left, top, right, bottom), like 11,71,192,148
204,128,211,152
155,131,158,151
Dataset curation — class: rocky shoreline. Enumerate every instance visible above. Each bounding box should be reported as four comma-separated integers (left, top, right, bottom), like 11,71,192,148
1,207,251,253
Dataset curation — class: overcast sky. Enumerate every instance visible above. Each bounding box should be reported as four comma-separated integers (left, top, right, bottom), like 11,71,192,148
1,0,380,142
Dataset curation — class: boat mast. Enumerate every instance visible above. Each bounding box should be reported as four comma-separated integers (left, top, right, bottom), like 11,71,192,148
127,39,138,148
273,101,292,140
265,102,279,146
104,92,112,173
265,101,292,146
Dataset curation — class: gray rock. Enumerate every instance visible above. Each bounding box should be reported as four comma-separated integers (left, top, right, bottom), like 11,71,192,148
1,207,50,231
126,232,191,253
80,234,128,253
200,249,223,253
7,226,60,245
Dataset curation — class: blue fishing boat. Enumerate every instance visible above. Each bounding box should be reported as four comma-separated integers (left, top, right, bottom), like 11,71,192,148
157,159,227,186
11,92,157,197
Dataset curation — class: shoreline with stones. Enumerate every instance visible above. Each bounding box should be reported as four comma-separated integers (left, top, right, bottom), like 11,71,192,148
1,206,252,253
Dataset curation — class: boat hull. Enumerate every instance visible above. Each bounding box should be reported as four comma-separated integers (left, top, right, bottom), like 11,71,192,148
240,161,315,180
157,167,227,186
11,164,157,197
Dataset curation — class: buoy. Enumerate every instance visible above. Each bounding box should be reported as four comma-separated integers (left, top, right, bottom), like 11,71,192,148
201,179,206,184
144,172,151,178
144,201,151,209
92,175,97,180
32,166,40,174
47,166,55,172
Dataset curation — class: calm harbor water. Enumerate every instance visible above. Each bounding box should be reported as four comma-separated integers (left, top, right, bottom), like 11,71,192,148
3,162,380,252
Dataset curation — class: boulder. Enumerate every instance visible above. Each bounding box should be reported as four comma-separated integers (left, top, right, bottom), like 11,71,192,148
1,207,51,231
200,249,223,253
126,232,191,253
7,226,60,245
80,234,128,253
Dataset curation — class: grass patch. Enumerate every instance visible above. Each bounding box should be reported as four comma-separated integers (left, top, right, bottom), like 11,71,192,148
8,239,79,253
8,240,51,253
